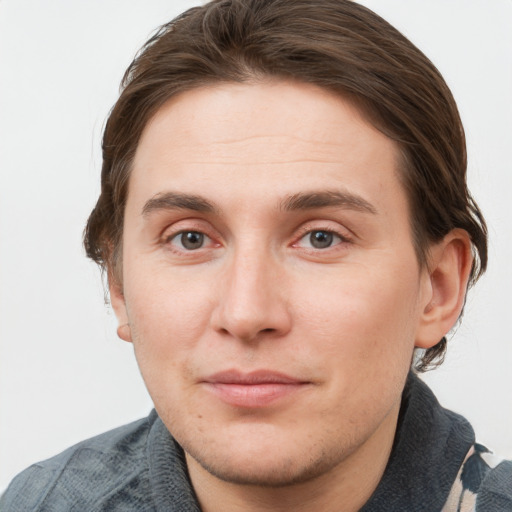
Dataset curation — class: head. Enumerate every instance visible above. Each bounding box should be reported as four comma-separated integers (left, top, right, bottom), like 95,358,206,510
85,0,487,371
83,0,487,491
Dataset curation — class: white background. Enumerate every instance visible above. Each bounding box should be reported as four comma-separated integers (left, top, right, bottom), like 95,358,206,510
1,0,511,492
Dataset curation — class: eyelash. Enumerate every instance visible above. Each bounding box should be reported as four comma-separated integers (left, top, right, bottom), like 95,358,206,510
160,223,353,254
293,226,352,251
163,229,217,253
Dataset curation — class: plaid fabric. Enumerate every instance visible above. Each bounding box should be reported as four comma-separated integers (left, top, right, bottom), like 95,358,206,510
443,444,506,512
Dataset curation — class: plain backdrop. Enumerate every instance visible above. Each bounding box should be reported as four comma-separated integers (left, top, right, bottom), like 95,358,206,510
1,0,511,492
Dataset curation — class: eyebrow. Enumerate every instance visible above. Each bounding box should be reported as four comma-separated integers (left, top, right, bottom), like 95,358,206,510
142,192,218,216
141,189,377,217
280,190,377,214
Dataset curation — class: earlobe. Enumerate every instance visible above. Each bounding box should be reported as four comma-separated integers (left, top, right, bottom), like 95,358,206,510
109,279,133,343
116,323,132,343
415,229,473,349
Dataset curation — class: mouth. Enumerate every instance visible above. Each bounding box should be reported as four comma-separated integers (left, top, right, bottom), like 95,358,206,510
202,369,310,408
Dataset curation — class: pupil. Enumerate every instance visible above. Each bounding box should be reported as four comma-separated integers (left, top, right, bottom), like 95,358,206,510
310,231,333,249
181,231,203,250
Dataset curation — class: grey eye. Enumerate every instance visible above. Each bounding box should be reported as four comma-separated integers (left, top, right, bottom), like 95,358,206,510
179,231,205,250
309,230,335,249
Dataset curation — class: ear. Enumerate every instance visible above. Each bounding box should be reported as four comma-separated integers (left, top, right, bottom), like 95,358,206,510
109,279,132,343
415,229,473,349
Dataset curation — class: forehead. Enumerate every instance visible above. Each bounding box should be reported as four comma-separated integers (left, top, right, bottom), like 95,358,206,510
139,82,389,155
130,81,403,206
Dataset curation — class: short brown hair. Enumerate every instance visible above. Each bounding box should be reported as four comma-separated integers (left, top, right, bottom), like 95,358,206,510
84,0,487,371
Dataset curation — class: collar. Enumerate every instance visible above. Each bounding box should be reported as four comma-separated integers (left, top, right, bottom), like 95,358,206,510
147,372,475,511
361,372,475,511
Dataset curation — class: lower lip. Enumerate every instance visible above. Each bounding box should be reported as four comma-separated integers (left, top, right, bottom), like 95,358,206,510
204,382,306,408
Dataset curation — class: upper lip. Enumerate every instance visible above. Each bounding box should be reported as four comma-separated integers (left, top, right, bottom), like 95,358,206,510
203,369,306,385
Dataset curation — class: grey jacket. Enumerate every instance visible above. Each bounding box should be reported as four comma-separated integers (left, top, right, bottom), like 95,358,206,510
2,374,511,511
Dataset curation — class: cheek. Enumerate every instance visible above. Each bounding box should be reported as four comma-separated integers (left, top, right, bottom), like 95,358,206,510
293,261,422,365
122,265,216,387
126,260,213,333
295,265,421,417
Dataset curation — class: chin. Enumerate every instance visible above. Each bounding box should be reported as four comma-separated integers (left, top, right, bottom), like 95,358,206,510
188,449,338,487
181,427,348,488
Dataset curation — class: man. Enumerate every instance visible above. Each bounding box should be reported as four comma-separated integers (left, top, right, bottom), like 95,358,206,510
2,0,510,510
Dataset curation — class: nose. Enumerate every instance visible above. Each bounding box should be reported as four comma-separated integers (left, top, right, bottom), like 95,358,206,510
211,247,292,343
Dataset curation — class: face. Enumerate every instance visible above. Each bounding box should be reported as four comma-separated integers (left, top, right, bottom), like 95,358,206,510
114,81,433,486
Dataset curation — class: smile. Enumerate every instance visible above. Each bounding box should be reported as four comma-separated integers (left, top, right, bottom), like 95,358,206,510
202,370,310,408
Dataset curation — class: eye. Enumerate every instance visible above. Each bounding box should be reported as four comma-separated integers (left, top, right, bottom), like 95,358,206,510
298,229,344,249
168,231,211,251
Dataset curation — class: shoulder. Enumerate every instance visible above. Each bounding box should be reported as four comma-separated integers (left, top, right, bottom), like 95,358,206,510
443,443,512,512
476,458,512,511
0,412,158,512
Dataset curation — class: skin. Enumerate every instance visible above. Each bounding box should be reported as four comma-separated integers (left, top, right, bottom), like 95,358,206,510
111,81,472,512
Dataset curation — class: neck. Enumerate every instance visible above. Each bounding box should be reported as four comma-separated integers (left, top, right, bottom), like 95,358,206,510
186,403,400,512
